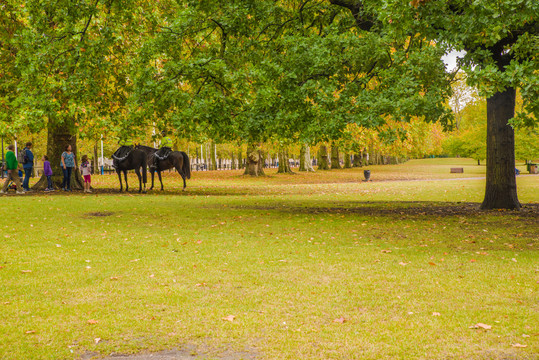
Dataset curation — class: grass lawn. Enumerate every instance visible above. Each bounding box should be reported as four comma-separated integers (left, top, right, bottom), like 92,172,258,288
1,159,537,359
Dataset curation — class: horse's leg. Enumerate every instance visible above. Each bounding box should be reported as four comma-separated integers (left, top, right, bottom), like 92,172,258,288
157,170,164,191
124,170,129,192
150,169,155,190
117,170,123,192
174,161,187,191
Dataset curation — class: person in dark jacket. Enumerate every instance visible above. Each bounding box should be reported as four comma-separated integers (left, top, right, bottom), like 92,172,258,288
22,142,34,191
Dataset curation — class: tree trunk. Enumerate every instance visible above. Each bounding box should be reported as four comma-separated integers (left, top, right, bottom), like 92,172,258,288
299,145,306,171
244,143,265,176
93,142,99,175
210,141,217,171
231,151,236,170
237,148,243,169
317,145,330,170
331,143,341,169
299,144,315,172
257,149,266,174
343,152,351,168
277,146,294,174
353,152,362,167
480,88,520,210
33,119,84,190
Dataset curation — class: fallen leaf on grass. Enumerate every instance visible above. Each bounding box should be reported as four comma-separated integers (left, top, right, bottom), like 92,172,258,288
333,317,347,324
87,319,98,325
222,315,235,322
432,312,441,316
470,323,491,330
21,270,32,273
25,330,36,334
94,338,101,344
428,262,436,266
381,250,392,253
470,259,477,263
130,259,140,262
110,277,120,281
399,262,408,266
512,343,527,348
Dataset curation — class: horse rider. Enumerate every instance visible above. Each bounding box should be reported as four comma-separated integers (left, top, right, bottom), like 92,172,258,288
158,131,173,158
151,131,173,171
112,135,134,168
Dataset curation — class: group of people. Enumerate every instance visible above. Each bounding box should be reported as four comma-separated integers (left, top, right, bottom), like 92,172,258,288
1,131,174,195
1,143,93,195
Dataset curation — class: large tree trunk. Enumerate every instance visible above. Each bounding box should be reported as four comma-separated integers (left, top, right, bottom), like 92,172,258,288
277,146,294,174
353,151,362,167
317,145,330,170
331,142,341,169
33,119,84,190
481,88,520,210
244,143,265,176
343,152,351,168
299,144,315,172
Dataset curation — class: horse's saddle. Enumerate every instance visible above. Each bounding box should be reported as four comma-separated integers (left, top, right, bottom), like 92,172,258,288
153,148,172,161
112,146,133,162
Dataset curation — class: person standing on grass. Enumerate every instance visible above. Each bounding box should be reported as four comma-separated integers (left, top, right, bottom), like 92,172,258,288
0,144,24,195
43,155,54,192
80,155,92,193
61,144,76,191
22,142,34,192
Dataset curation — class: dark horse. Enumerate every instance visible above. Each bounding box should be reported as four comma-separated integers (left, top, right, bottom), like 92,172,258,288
136,145,191,191
112,148,148,193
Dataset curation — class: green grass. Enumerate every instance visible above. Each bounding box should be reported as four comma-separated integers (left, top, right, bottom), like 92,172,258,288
1,159,538,359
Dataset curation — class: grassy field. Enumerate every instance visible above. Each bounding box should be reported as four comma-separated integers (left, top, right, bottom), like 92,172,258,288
1,159,537,359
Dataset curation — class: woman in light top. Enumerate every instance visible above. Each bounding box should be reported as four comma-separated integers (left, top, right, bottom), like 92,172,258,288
61,144,77,191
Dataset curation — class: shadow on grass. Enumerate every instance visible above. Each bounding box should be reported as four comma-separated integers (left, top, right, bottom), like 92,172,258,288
219,201,539,219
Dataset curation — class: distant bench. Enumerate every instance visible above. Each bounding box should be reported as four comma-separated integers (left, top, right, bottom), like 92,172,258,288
450,168,464,174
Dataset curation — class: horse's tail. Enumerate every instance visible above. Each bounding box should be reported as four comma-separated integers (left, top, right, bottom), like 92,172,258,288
181,151,191,179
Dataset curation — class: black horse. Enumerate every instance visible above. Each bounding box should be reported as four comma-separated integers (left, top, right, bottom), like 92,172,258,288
112,148,148,193
136,145,191,191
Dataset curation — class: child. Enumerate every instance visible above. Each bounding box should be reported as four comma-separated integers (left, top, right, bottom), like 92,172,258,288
43,155,54,191
80,155,92,193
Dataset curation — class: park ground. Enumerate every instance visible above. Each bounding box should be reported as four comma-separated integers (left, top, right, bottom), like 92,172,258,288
0,158,537,359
